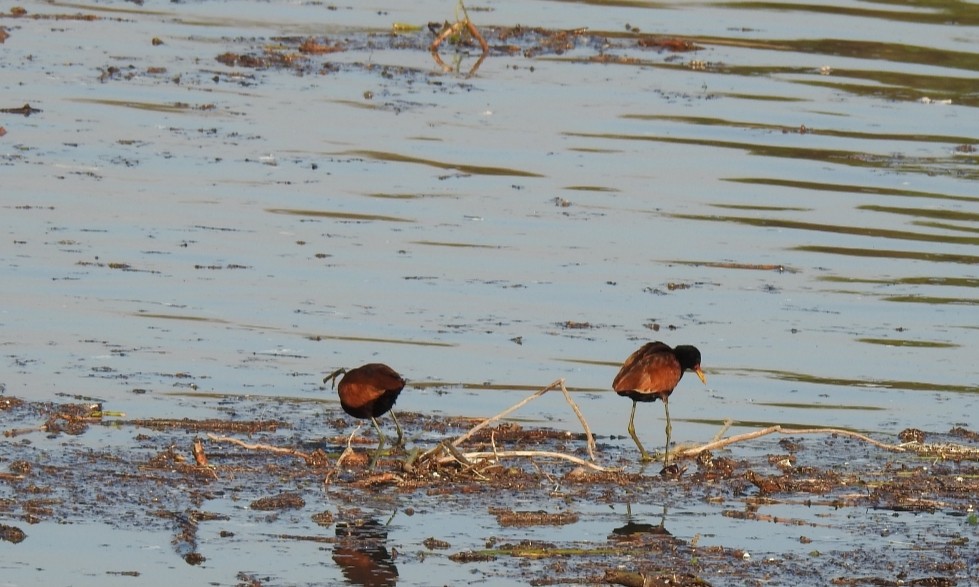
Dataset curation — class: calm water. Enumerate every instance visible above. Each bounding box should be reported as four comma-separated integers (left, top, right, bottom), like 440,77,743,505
2,0,977,584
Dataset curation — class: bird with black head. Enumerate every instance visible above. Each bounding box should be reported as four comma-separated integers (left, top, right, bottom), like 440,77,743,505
612,342,706,466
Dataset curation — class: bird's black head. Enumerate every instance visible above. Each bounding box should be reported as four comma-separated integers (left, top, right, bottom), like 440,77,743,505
673,345,702,371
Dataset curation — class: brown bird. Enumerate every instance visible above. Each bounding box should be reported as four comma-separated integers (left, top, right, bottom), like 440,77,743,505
612,342,707,465
323,363,407,455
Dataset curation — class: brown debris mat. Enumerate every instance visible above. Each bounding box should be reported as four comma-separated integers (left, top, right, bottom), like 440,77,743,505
1,387,977,585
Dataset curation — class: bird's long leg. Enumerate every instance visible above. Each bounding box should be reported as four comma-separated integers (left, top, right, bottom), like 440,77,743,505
662,397,672,467
368,417,386,470
389,409,405,448
627,400,652,462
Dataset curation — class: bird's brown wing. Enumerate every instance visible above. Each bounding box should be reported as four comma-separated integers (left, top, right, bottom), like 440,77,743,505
345,363,406,392
337,363,406,418
612,342,682,394
337,380,381,418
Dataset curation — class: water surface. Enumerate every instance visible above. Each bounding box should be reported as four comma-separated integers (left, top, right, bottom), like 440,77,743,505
2,0,978,584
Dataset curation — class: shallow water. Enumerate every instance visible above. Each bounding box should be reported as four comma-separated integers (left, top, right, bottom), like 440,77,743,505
2,0,978,584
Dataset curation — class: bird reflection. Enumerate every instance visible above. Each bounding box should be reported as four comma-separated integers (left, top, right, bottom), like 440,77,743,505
332,517,398,587
610,503,671,539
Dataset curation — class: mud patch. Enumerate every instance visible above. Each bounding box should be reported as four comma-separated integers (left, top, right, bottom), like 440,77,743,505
2,393,977,585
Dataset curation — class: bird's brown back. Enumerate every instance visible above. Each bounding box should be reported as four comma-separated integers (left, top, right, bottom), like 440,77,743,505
612,342,682,402
337,363,406,419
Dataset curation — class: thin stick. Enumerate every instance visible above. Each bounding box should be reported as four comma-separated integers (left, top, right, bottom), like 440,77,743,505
3,426,44,438
429,22,461,54
443,441,474,467
557,379,597,461
206,433,314,461
449,379,562,447
416,378,596,468
676,426,787,456
775,427,907,452
437,450,608,472
465,18,489,54
529,458,554,487
325,423,362,485
335,423,363,469
441,441,492,480
676,425,907,458
711,419,733,443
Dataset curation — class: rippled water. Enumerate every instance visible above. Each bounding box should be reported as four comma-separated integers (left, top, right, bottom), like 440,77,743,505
2,0,977,584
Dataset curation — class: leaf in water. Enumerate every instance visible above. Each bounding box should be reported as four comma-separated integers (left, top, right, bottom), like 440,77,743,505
819,275,979,288
731,367,979,394
305,333,454,347
859,205,979,223
134,313,230,324
752,401,886,411
725,178,979,204
566,132,889,170
563,185,620,192
856,338,959,348
71,98,209,114
343,150,545,177
720,2,979,27
411,240,503,249
665,259,796,273
913,220,979,235
685,418,865,432
624,114,977,144
671,213,979,246
711,203,812,212
265,208,412,223
795,245,979,265
881,295,979,306
329,99,381,111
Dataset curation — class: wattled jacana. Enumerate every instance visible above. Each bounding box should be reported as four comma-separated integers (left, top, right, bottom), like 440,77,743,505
323,363,407,455
612,342,706,465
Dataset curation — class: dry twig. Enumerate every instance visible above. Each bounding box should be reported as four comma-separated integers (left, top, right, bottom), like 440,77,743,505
409,378,602,471
325,423,363,485
429,0,489,55
206,433,317,461
677,425,907,458
437,450,607,472
429,0,489,76
711,419,733,443
449,380,556,448
557,379,597,460
448,378,596,456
